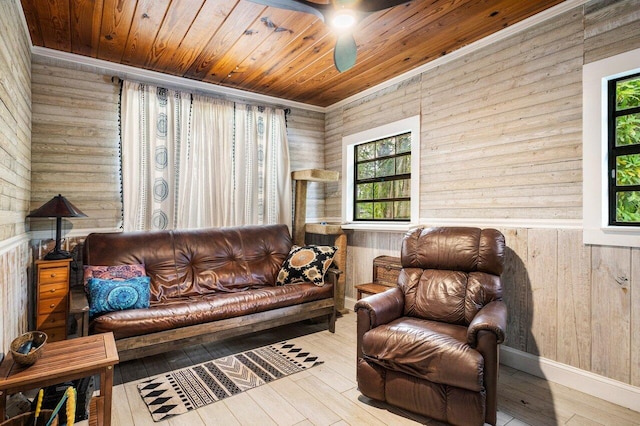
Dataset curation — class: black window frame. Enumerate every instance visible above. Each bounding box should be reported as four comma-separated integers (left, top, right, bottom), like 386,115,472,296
353,132,411,222
607,72,640,226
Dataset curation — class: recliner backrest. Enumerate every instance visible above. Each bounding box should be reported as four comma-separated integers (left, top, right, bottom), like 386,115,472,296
399,227,505,325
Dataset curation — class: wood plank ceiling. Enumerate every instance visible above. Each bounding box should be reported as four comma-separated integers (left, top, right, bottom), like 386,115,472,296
20,0,566,107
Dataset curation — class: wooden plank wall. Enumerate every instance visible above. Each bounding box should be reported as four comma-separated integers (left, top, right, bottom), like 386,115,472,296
0,0,32,353
286,107,326,221
327,0,640,387
30,57,122,232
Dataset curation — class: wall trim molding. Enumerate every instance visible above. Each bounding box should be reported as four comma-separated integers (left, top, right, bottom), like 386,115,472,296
337,218,583,232
29,227,122,242
30,46,326,114
500,346,640,412
418,218,583,230
0,234,29,256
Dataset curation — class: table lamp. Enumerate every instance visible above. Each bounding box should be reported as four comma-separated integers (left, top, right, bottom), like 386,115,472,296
27,194,87,260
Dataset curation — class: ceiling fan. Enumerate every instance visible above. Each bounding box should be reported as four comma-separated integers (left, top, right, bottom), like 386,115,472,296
247,0,414,72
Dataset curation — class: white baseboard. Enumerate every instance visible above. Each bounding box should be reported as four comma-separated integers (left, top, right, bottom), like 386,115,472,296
500,346,640,412
344,298,640,412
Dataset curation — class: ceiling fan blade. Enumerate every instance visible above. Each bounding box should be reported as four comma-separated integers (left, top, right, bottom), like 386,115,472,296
358,0,414,13
246,0,330,22
334,33,357,73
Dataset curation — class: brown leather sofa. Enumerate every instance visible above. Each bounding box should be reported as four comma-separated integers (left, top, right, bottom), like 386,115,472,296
355,227,507,426
83,224,337,361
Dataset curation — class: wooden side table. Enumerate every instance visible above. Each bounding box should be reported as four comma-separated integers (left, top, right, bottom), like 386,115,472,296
355,282,392,299
0,333,119,426
69,286,90,337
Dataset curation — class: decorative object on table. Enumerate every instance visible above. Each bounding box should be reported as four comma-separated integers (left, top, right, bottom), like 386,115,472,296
0,409,57,426
10,332,47,367
27,194,86,260
138,341,323,421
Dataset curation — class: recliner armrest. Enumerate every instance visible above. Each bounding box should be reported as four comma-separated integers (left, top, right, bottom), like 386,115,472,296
355,287,404,360
467,300,507,347
354,287,404,329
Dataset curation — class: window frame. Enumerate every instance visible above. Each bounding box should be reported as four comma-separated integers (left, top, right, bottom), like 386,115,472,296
583,47,640,247
607,73,640,227
352,133,412,222
342,116,420,230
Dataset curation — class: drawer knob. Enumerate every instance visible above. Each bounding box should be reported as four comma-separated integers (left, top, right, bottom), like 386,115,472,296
49,303,55,308
50,288,56,293
50,273,56,278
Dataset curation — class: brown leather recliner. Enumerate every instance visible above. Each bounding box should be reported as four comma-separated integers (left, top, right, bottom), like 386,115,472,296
355,227,507,426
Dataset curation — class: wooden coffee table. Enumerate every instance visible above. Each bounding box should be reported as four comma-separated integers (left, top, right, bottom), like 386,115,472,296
0,332,119,426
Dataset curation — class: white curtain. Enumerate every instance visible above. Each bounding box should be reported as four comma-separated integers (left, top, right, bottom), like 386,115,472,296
232,103,292,227
121,81,191,231
121,82,291,231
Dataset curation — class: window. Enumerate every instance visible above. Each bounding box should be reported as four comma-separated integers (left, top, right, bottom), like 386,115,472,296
342,116,420,229
608,73,640,226
583,47,640,247
353,133,411,221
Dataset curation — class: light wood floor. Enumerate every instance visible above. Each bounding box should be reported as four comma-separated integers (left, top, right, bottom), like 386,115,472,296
110,312,640,426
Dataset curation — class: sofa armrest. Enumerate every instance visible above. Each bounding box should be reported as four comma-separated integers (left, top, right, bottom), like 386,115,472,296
326,267,342,284
355,287,404,359
467,300,507,347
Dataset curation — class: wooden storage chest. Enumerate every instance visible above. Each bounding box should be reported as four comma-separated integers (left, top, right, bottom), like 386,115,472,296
355,255,402,299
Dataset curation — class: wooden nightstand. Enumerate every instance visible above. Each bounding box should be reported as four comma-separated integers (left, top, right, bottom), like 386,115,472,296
35,258,72,342
355,255,402,300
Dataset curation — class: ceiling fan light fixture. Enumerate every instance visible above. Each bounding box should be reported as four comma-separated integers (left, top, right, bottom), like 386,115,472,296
331,9,356,29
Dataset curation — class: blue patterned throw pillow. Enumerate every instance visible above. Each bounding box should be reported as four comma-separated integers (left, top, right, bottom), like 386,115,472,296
88,276,151,317
276,245,337,286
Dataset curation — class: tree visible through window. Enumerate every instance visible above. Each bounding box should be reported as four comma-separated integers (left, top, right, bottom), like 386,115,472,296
354,133,411,221
609,73,640,225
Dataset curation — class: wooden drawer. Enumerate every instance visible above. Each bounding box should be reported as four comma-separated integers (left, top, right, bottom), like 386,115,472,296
38,266,69,284
373,255,402,286
39,282,69,300
37,311,67,329
38,297,67,315
38,325,66,342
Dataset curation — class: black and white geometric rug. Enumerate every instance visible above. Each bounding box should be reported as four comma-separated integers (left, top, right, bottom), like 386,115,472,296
137,341,323,421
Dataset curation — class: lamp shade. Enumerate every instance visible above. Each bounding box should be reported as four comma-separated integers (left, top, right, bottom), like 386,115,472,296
27,194,86,218
27,194,86,260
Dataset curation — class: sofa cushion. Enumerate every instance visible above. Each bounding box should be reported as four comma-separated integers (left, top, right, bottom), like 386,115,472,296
91,281,333,339
83,264,146,290
276,245,337,286
88,277,151,317
361,317,484,392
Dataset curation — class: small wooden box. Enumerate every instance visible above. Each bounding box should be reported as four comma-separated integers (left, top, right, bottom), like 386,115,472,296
373,255,402,286
355,256,402,300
